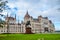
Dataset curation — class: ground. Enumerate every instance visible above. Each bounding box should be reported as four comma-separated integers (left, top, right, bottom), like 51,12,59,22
0,34,60,40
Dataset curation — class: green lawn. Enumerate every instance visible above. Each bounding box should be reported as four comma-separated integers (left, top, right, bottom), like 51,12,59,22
0,34,60,40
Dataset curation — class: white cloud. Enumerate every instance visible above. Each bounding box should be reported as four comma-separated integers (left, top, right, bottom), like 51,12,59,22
1,0,60,30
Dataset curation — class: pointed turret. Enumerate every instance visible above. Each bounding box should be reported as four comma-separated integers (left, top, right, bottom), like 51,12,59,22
24,11,30,19
5,13,8,20
15,14,16,19
7,13,8,17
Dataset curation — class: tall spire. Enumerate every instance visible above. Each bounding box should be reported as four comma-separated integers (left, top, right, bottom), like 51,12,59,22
26,10,28,14
7,13,8,17
15,14,16,19
24,10,30,18
18,16,19,24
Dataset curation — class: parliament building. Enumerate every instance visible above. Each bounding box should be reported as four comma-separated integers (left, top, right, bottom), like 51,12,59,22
0,11,55,34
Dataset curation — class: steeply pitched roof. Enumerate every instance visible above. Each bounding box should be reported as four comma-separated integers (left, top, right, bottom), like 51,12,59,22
33,18,38,21
43,17,48,19
49,20,52,24
24,11,30,18
5,17,16,20
33,18,39,22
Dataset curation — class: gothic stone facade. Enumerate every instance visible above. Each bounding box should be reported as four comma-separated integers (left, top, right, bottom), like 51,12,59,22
0,11,55,33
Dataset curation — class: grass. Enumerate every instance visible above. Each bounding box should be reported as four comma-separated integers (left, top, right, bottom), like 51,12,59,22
0,34,60,40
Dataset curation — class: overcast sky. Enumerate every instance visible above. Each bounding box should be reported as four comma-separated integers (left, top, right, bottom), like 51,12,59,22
0,0,60,30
